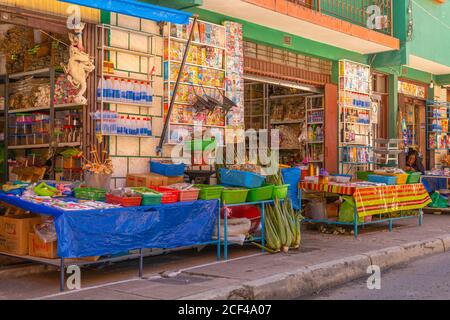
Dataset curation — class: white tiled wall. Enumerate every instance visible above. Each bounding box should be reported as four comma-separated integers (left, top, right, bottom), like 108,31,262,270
107,13,165,188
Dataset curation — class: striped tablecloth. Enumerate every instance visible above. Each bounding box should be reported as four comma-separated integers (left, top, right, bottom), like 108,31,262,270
299,183,431,217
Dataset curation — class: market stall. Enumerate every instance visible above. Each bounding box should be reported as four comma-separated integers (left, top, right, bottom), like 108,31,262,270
300,178,431,238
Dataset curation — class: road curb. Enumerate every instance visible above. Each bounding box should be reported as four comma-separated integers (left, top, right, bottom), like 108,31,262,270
180,235,450,300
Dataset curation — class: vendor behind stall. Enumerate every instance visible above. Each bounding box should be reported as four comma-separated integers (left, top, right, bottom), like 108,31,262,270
405,150,424,173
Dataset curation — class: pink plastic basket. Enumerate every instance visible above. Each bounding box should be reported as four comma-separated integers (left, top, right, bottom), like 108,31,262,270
178,188,200,202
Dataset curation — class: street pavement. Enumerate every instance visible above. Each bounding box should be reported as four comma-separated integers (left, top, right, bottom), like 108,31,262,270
303,251,450,300
0,213,449,299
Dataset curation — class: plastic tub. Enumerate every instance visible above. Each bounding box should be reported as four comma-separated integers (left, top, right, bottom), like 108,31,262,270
178,188,200,202
246,184,274,202
74,187,107,201
106,194,142,207
150,160,185,177
221,188,249,205
377,173,408,185
195,185,224,200
273,184,289,200
406,172,422,184
356,171,373,181
148,186,179,204
131,187,163,205
219,168,265,189
368,174,397,185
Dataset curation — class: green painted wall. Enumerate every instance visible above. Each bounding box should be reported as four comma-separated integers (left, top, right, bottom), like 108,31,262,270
408,0,450,68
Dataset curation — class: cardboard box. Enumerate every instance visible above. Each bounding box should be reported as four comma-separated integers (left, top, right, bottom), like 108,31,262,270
28,233,57,259
0,214,42,255
129,173,184,188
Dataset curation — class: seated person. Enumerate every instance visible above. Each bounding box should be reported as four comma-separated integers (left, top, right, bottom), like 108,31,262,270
405,150,424,173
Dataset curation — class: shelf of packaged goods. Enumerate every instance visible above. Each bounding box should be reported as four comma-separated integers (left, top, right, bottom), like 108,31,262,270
340,105,371,111
271,120,304,125
169,122,225,129
100,46,154,58
8,68,52,80
342,122,371,126
168,60,225,72
307,141,324,144
8,103,85,114
169,36,226,51
101,133,153,138
165,81,225,91
8,142,81,149
307,122,324,125
100,74,153,83
99,100,153,108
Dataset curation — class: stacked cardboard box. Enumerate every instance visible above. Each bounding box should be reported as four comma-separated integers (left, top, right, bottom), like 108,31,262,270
0,214,42,255
126,173,184,188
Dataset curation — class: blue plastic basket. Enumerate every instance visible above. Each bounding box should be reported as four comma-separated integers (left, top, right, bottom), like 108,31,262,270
150,161,185,177
219,168,265,189
368,174,397,185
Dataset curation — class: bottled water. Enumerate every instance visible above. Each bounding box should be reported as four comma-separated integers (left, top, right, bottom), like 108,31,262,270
120,79,128,102
97,78,105,99
113,78,121,101
105,77,113,100
126,80,134,102
133,81,141,103
146,83,153,105
140,82,148,104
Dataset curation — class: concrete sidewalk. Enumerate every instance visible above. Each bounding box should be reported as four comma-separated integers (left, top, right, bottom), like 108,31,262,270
1,214,450,300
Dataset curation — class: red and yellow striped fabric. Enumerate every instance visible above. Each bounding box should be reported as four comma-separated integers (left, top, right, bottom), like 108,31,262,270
299,183,431,217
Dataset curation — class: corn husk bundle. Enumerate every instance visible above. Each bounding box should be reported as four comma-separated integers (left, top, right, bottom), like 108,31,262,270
263,199,301,253
81,145,113,175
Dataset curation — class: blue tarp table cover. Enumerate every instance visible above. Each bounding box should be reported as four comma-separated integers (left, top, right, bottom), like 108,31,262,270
0,193,219,258
58,0,192,24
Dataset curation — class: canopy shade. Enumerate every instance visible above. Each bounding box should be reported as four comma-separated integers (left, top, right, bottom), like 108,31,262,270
58,0,192,24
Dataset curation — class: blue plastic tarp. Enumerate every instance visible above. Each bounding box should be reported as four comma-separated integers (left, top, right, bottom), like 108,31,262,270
58,0,192,24
0,194,219,258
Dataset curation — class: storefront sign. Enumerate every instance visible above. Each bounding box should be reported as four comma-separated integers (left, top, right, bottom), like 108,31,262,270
398,81,426,99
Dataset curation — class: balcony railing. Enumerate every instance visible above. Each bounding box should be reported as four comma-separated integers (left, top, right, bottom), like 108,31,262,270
287,0,393,35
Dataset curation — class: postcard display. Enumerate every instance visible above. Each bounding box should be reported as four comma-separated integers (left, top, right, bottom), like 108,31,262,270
338,60,373,174
164,19,244,146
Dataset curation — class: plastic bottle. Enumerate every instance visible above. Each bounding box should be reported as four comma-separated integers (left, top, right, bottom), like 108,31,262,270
119,79,127,102
97,78,105,99
147,118,152,136
140,82,148,104
146,83,153,105
105,77,113,100
133,81,141,103
125,80,134,102
113,78,121,101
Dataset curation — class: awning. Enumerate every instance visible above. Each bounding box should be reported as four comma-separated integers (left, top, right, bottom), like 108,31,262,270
58,0,192,24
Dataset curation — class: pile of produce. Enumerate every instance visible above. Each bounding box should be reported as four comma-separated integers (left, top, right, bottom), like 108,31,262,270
263,199,301,253
109,188,141,198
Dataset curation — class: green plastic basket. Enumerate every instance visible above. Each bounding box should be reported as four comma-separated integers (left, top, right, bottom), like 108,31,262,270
131,187,163,206
406,172,422,184
74,187,107,201
221,188,249,205
194,185,224,200
272,184,289,200
247,184,274,202
356,171,373,181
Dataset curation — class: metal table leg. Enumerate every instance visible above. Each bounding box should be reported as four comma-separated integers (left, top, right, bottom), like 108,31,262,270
353,203,358,239
217,202,221,261
59,258,65,292
389,219,393,232
419,209,423,226
261,203,265,254
224,204,228,261
139,249,144,278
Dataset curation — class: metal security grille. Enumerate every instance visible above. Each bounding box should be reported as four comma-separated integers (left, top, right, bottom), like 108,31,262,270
243,41,332,85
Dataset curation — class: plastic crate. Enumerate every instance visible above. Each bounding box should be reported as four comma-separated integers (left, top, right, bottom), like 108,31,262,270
194,185,224,200
219,168,265,189
178,188,200,202
74,187,107,201
273,184,290,200
247,184,274,202
377,173,408,185
406,172,422,184
331,174,352,183
131,187,163,206
221,188,249,205
105,194,142,207
356,171,373,181
150,160,185,177
368,174,397,185
148,186,179,204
